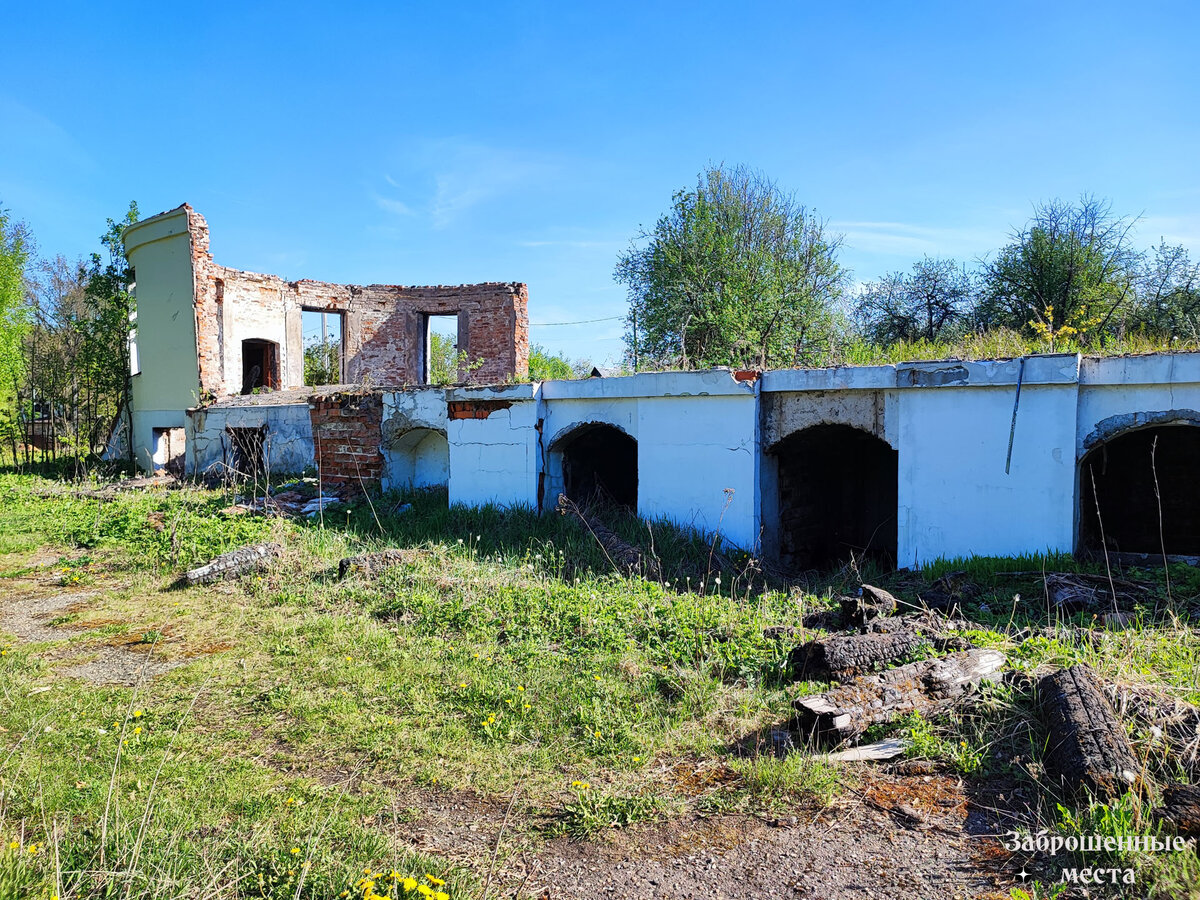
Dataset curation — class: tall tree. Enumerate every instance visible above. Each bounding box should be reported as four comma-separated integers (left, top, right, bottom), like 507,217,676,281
854,256,973,345
0,207,32,465
1131,240,1200,339
616,164,846,370
978,196,1140,346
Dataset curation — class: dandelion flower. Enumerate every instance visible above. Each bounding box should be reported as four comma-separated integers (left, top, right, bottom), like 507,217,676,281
403,876,418,891
458,682,467,688
594,731,601,738
8,840,18,850
517,685,524,691
435,893,449,900
290,847,300,855
133,710,143,718
523,704,531,709
133,726,142,735
425,874,446,886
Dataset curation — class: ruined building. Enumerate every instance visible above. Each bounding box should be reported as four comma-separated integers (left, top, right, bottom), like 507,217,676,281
120,204,528,473
122,206,1200,569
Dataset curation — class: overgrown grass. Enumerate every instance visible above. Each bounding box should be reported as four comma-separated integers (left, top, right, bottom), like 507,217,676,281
0,471,1196,898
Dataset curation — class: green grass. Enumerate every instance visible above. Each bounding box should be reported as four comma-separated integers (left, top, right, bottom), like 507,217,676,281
0,471,1196,898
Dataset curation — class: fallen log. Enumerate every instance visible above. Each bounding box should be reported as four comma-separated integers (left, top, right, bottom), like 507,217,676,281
789,629,923,682
793,648,1006,746
338,548,423,579
1037,665,1141,799
183,542,283,586
557,494,660,579
1155,784,1200,839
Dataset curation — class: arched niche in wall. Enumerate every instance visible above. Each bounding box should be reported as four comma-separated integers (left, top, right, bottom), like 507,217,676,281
383,427,450,492
547,422,638,511
768,423,898,572
1078,422,1200,557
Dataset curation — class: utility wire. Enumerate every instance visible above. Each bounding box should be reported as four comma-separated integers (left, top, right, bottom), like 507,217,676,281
528,315,623,326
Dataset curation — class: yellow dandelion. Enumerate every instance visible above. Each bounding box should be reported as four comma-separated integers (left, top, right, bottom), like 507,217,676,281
418,886,433,897
133,726,142,735
517,685,524,691
290,847,300,855
458,682,467,688
133,710,143,718
425,874,446,886
633,756,641,762
594,730,601,738
523,703,531,709
436,893,449,900
403,876,418,891
285,796,296,805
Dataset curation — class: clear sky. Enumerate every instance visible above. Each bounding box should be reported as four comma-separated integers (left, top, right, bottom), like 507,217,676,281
3,1,1197,364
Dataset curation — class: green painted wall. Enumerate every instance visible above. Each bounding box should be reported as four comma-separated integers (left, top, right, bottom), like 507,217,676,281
123,206,200,471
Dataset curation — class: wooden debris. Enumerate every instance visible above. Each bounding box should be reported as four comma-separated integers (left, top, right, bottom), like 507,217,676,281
824,737,909,762
338,548,423,579
557,494,660,579
1046,574,1104,613
183,542,283,586
1037,665,1141,799
789,629,923,681
793,649,1006,746
1155,784,1200,839
839,584,898,628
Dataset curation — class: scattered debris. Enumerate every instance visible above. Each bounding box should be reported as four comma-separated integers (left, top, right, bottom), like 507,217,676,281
793,648,1006,746
1037,665,1141,798
183,542,283,586
1155,784,1200,839
788,629,923,682
839,584,898,628
338,549,424,579
824,737,910,762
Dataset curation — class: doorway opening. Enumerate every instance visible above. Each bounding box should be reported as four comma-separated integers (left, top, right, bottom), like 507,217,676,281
556,423,638,510
241,339,280,394
302,309,344,386
773,424,898,571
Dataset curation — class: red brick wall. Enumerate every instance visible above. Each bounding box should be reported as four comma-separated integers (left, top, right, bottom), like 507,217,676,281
308,391,385,495
183,207,529,398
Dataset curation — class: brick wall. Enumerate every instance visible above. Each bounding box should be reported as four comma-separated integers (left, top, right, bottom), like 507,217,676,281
183,207,529,398
308,391,385,495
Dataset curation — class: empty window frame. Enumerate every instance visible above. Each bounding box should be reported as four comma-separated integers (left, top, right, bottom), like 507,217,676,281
302,309,345,386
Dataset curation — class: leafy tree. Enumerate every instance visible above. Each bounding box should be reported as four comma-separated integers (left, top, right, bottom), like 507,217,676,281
978,196,1140,346
616,164,847,370
1130,240,1200,339
854,257,974,345
427,331,483,384
528,344,581,381
0,206,32,464
304,339,340,385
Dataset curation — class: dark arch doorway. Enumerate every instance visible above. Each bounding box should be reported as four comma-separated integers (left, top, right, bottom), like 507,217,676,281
241,339,280,394
1079,425,1200,556
773,424,898,571
557,423,638,510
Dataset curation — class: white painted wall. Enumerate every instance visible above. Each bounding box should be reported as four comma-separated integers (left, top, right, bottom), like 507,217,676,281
636,393,759,549
446,385,540,508
185,404,315,477
895,382,1080,566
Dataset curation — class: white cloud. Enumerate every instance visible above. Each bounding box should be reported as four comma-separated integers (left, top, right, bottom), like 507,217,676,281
830,220,1008,259
1136,215,1200,253
374,195,414,217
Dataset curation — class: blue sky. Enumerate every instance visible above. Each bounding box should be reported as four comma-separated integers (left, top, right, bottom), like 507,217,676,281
3,1,1198,364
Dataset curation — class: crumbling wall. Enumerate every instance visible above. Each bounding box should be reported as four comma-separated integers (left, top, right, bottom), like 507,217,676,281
185,403,315,477
184,207,528,398
308,391,385,494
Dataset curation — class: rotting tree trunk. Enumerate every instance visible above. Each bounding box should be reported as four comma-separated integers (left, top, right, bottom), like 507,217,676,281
338,548,423,579
557,494,659,580
793,648,1006,747
1037,665,1141,799
184,542,283,586
789,630,923,682
1155,784,1200,839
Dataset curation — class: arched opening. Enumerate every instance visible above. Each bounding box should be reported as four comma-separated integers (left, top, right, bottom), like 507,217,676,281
772,424,898,571
383,428,450,491
1079,425,1200,556
555,423,638,510
242,339,280,394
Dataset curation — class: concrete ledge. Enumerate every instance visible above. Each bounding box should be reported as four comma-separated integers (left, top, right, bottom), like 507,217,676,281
762,354,1080,392
1080,352,1200,386
538,369,754,400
